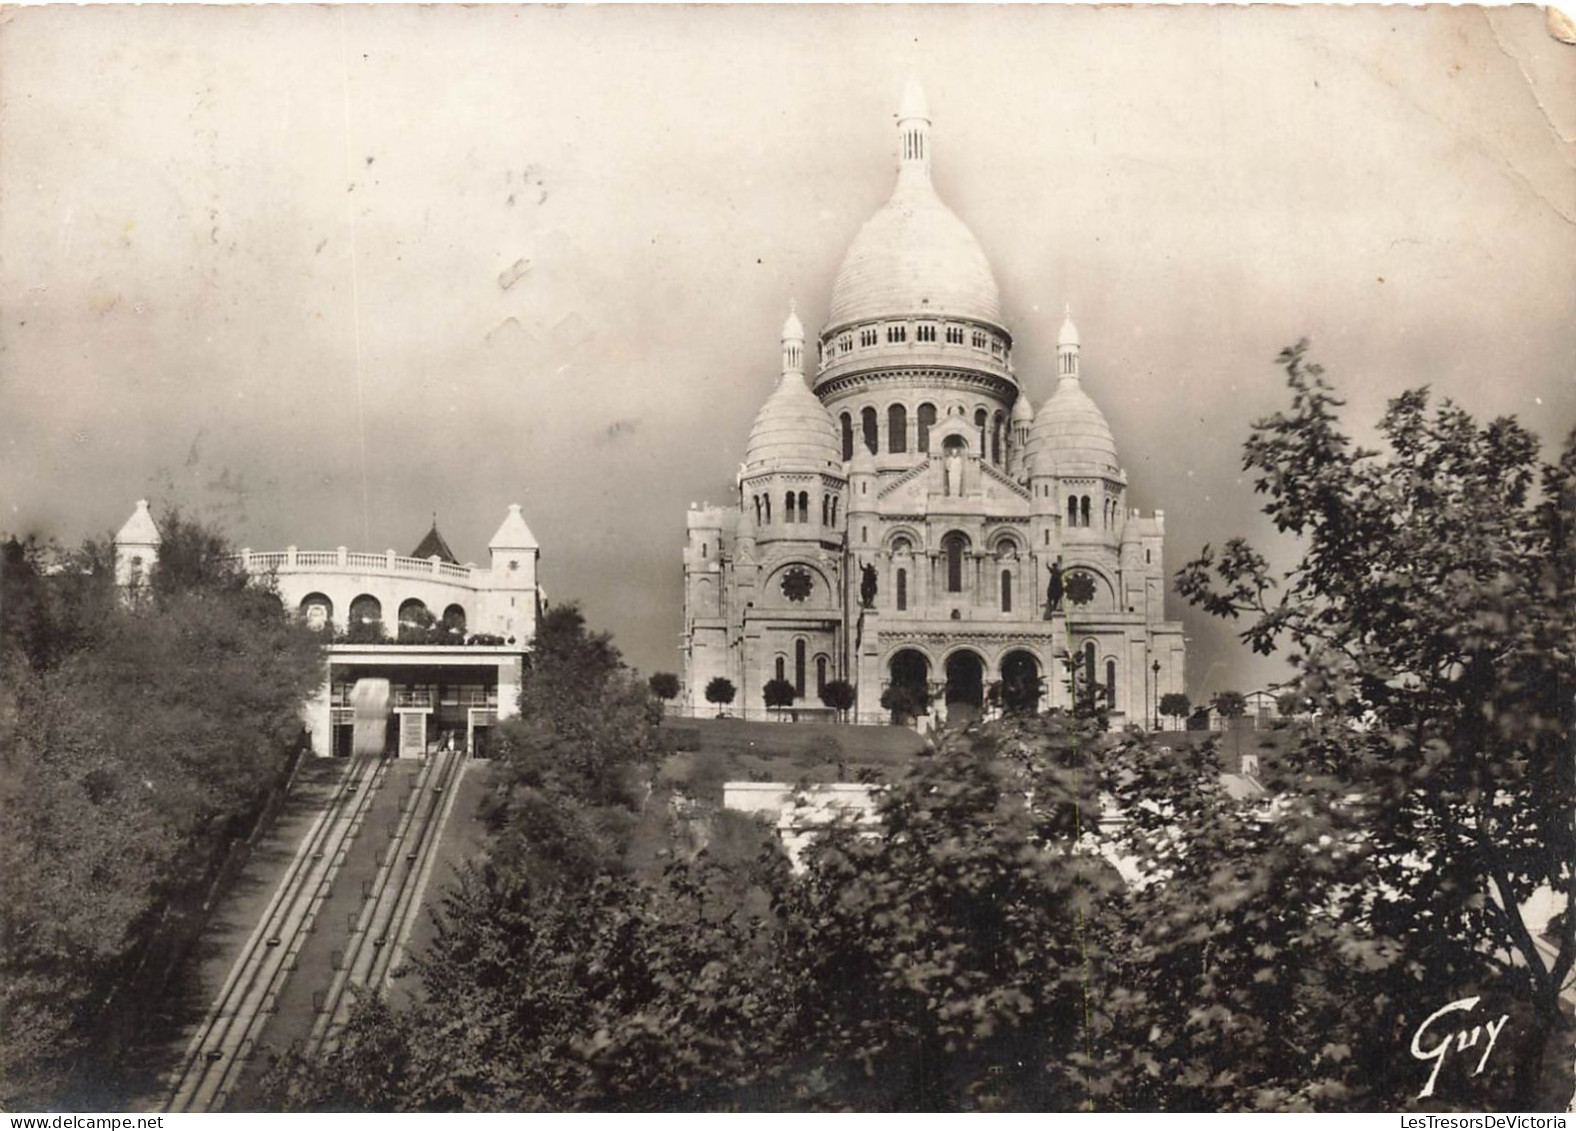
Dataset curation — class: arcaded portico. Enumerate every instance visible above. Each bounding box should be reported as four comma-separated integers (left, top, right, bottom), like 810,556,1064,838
114,500,545,756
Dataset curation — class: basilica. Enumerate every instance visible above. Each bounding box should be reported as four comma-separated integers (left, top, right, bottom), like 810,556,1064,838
682,82,1185,726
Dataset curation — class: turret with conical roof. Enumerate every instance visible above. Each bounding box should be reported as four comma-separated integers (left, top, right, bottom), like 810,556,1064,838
740,304,846,545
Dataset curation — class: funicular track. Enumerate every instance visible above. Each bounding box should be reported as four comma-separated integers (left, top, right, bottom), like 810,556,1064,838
305,747,467,1057
164,753,388,1113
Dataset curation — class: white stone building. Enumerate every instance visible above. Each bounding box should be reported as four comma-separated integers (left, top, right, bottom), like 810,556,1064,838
114,499,543,757
682,82,1185,725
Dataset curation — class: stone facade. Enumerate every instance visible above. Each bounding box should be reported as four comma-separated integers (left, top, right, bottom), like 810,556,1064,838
682,83,1185,726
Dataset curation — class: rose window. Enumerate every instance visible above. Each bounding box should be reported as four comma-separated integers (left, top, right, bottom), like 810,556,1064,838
781,567,813,603
1066,570,1097,607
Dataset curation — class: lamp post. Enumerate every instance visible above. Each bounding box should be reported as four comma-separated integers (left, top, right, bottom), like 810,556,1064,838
1152,659,1162,731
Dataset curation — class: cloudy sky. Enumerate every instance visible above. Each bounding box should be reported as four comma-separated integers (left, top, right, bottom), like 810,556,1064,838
3,4,1572,697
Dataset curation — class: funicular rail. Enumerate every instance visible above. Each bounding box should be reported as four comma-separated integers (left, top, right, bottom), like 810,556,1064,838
164,753,388,1113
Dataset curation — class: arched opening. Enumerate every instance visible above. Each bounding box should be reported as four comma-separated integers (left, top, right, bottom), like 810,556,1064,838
1081,642,1098,710
1067,496,1078,527
1000,568,1012,612
1081,495,1091,527
830,498,839,527
861,406,879,454
974,408,988,454
299,593,333,632
896,567,908,611
1000,650,1041,715
991,413,1004,464
887,649,930,720
785,491,796,524
764,494,772,523
795,639,807,696
943,532,967,594
398,598,432,640
442,603,467,640
840,413,854,462
917,403,937,454
798,491,810,524
888,404,907,453
815,655,827,697
944,650,985,714
754,496,762,525
821,495,829,525
348,594,384,640
775,656,786,683
1106,659,1118,710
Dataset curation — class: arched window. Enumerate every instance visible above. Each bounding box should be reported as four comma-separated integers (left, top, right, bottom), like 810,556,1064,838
1067,496,1078,527
442,604,467,640
917,403,937,453
798,491,810,524
299,593,333,631
775,656,786,682
821,495,829,525
830,498,839,527
896,567,908,611
816,655,827,696
764,494,771,523
795,639,807,695
1084,642,1097,699
1106,659,1118,708
944,533,966,594
754,496,762,525
785,492,796,523
992,413,1004,464
1081,495,1091,527
1001,569,1012,612
349,594,383,627
862,406,879,454
888,404,907,453
840,413,854,461
975,408,988,454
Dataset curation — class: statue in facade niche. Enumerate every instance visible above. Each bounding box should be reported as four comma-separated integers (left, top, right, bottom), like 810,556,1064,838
1045,557,1064,618
860,561,879,608
944,448,963,496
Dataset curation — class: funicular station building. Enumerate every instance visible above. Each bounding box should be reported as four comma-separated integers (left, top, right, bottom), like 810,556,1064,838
114,500,542,758
681,83,1186,725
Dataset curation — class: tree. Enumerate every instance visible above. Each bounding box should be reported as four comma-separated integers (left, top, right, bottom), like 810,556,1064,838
773,718,1116,1110
648,671,680,703
819,679,856,723
1274,688,1306,719
486,603,664,869
704,676,736,716
1175,342,1575,1108
878,682,925,725
1211,689,1248,725
1,512,324,1108
762,677,796,721
1158,692,1191,729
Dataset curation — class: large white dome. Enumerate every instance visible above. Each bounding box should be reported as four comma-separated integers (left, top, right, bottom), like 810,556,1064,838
826,171,1004,331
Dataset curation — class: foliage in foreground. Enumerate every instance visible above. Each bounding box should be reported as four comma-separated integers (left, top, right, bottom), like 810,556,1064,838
0,513,325,1107
266,346,1573,1111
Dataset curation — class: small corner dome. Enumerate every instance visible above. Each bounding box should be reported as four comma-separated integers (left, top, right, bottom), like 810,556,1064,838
743,373,841,471
1027,379,1119,474
1011,393,1035,424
